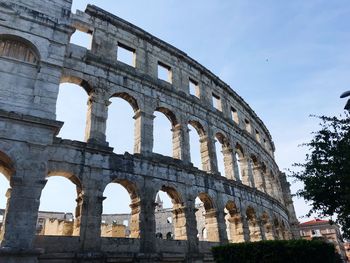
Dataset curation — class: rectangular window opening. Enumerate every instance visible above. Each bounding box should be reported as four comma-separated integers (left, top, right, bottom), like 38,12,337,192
231,107,239,124
189,78,200,98
212,93,222,111
245,119,251,133
158,62,172,83
70,29,93,50
117,42,136,67
255,130,260,142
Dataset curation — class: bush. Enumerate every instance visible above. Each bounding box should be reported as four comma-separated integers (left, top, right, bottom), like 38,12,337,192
212,239,342,263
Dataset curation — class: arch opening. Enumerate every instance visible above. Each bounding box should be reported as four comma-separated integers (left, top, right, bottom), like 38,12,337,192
188,120,209,171
102,180,140,238
224,201,244,243
246,207,262,242
261,212,274,240
155,186,187,241
153,107,178,157
38,174,81,236
106,95,136,154
251,155,266,192
195,193,219,242
215,132,234,179
56,82,89,142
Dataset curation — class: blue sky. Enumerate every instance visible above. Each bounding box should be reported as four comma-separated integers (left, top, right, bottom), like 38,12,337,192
1,0,350,223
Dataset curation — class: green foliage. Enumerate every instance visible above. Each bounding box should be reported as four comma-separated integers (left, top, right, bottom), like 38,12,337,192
212,240,342,263
292,114,350,238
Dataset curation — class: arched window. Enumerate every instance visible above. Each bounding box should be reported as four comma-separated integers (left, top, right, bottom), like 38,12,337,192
102,180,140,239
0,35,39,64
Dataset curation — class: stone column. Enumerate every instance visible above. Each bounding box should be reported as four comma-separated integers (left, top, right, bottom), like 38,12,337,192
257,217,266,241
1,175,45,249
139,195,156,254
73,189,83,236
172,204,187,240
204,209,220,242
184,201,199,254
240,157,254,187
232,152,241,182
241,215,251,242
85,90,109,145
79,186,103,252
172,123,191,163
222,147,235,180
253,165,266,193
199,135,218,173
133,110,154,155
216,210,229,244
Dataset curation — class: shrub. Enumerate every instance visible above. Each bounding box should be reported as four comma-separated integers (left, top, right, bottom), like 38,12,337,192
212,239,342,263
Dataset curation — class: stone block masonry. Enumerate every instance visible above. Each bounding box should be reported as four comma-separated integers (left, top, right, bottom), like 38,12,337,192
0,0,299,262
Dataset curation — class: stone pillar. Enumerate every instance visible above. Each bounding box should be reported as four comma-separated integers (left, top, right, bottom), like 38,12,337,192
199,135,218,173
85,90,109,145
253,165,266,193
133,110,154,155
241,215,251,242
204,209,220,242
216,210,229,244
172,124,191,163
73,189,83,236
172,204,187,240
1,174,45,249
232,152,241,182
184,201,199,254
222,147,235,180
129,200,141,238
257,217,266,241
139,195,156,254
241,158,254,187
79,187,103,252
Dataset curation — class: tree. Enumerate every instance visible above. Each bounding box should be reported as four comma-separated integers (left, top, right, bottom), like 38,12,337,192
292,114,350,238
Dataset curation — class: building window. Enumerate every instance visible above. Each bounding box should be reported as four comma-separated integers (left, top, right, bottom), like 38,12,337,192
231,107,239,124
244,119,251,133
158,61,172,83
212,93,222,111
255,130,260,142
117,42,136,67
189,78,200,98
70,29,93,50
0,37,39,64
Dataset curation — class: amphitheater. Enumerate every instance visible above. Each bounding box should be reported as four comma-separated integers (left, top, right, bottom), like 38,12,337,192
0,0,299,262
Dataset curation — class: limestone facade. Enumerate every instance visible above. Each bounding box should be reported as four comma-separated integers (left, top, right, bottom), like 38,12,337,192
0,0,299,262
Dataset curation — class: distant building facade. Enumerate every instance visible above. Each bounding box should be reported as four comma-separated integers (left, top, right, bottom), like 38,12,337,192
299,219,347,262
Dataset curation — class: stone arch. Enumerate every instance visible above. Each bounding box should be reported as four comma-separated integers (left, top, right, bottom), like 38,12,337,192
107,91,141,154
60,75,93,95
0,34,40,64
246,206,262,242
188,119,206,137
153,106,179,158
196,192,219,242
155,107,178,127
155,184,187,240
261,211,274,240
235,143,247,184
112,92,140,113
250,154,266,193
0,150,14,240
215,132,235,179
102,178,140,238
39,171,83,236
0,150,15,181
224,200,244,243
56,75,91,142
273,215,284,240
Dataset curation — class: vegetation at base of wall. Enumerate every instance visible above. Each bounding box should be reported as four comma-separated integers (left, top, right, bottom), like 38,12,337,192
212,239,342,263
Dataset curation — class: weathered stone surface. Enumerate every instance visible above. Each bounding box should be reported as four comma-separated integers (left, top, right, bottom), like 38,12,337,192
0,0,299,262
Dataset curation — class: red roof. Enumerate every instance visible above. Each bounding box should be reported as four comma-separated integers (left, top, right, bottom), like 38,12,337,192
300,219,329,226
